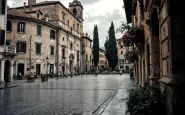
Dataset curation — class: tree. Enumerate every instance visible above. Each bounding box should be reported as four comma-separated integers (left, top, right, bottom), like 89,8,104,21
92,25,99,73
105,22,118,70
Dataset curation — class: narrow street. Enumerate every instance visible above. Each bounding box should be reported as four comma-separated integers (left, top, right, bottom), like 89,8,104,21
0,74,135,115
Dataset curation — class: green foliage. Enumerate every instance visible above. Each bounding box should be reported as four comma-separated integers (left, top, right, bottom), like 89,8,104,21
104,22,118,69
126,84,166,115
93,25,99,67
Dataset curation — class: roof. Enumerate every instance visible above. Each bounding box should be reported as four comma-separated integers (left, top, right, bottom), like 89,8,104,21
14,0,82,23
24,9,43,15
7,8,57,29
123,0,132,23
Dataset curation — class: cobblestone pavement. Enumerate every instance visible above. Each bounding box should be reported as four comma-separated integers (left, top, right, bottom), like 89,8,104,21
0,74,131,115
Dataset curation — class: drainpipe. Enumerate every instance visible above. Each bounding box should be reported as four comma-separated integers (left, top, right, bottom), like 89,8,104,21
30,36,32,72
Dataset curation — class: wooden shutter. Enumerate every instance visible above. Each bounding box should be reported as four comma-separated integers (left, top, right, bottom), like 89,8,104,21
0,30,5,45
24,42,26,53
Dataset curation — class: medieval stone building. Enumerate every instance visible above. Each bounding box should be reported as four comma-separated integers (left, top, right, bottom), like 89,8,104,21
123,0,185,114
1,0,84,81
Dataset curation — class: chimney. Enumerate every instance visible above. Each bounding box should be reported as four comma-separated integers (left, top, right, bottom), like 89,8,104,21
44,14,49,22
23,2,26,11
24,2,26,6
28,0,36,5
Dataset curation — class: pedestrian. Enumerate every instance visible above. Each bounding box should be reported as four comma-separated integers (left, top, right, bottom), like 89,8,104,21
120,70,122,75
4,77,8,87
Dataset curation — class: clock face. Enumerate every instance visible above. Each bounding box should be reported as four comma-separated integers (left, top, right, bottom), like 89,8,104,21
73,8,77,15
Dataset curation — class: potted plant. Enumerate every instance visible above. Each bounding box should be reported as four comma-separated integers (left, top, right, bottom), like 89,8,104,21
126,83,166,115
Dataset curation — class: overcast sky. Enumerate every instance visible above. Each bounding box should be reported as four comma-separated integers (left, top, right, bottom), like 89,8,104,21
7,0,126,47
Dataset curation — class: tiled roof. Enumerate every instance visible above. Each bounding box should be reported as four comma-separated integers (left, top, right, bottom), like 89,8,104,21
8,8,34,18
34,1,58,5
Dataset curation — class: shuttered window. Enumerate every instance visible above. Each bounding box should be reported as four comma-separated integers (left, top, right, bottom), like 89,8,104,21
50,30,55,39
50,46,54,56
0,30,5,45
7,21,12,32
36,43,41,54
0,0,5,14
17,22,26,33
16,42,26,53
37,25,41,35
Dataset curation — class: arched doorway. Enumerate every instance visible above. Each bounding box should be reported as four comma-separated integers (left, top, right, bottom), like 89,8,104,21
69,53,74,73
151,8,160,85
4,60,10,82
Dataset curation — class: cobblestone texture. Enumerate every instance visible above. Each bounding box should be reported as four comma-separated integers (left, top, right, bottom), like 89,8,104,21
0,74,129,115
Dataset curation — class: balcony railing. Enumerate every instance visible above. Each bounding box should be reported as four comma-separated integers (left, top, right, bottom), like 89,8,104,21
5,46,17,55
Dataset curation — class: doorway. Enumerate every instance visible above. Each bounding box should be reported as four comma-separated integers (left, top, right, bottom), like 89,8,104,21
36,64,41,75
4,60,10,82
50,64,54,74
17,63,24,76
62,66,65,74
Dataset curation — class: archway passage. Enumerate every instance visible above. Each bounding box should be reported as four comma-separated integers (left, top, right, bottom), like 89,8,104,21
125,66,129,73
4,60,10,82
151,8,160,85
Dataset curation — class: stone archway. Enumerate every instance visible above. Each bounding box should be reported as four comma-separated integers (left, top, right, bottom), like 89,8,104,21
69,53,74,73
150,8,160,85
4,60,10,82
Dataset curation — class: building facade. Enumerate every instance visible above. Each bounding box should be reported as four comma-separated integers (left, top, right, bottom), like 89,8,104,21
123,0,185,114
6,8,58,77
4,0,84,78
117,39,132,73
0,0,17,82
98,48,108,71
81,33,92,73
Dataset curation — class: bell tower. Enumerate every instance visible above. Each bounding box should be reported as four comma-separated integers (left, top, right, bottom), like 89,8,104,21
69,0,84,21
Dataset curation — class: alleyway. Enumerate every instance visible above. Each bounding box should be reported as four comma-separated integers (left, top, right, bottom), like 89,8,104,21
0,74,135,115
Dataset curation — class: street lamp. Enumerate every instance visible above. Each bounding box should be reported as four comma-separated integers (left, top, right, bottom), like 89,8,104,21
46,57,49,74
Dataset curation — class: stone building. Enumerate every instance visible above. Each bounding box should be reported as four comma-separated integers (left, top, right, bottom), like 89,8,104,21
5,0,84,77
6,8,58,77
123,0,185,114
117,38,132,73
0,0,17,82
81,33,92,73
98,48,108,71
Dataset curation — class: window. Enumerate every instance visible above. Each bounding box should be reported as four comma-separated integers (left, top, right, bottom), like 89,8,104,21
86,41,87,46
86,54,88,61
0,30,5,45
119,59,124,64
0,0,5,14
67,19,69,26
62,48,65,57
62,12,65,23
50,46,54,56
50,30,55,39
90,55,91,62
90,43,91,48
37,13,40,19
73,24,75,30
77,24,79,32
37,25,42,35
73,8,77,15
121,51,123,54
63,37,64,41
16,42,26,53
77,52,79,61
7,21,12,32
36,43,41,54
120,66,124,69
18,22,26,33
70,43,73,49
120,45,123,48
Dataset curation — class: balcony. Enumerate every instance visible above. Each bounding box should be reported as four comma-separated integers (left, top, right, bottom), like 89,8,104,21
4,46,17,56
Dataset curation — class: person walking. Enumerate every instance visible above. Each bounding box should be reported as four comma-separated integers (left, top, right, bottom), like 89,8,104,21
120,70,122,75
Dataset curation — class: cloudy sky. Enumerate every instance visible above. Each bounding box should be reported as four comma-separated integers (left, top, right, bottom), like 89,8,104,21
7,0,126,47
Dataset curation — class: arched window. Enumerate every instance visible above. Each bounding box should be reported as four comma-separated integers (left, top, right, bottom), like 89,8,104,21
70,43,73,49
73,8,77,15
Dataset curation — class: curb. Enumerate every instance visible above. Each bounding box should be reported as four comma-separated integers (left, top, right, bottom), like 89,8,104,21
92,90,118,115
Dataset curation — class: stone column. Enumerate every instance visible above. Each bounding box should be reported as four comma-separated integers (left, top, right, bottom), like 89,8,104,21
0,60,5,82
10,60,14,82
